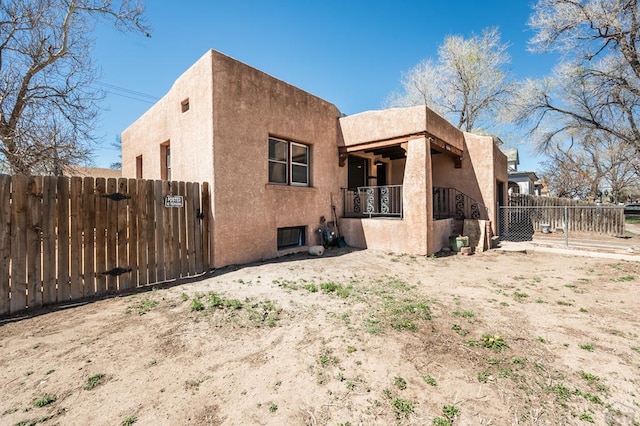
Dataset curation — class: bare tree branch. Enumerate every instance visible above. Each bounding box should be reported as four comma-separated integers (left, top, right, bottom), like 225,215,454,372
384,27,515,133
0,0,149,175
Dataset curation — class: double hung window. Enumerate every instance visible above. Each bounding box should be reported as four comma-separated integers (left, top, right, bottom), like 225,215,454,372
268,137,309,186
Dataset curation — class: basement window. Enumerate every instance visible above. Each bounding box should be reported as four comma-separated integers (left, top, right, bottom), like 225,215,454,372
181,98,190,113
277,226,306,250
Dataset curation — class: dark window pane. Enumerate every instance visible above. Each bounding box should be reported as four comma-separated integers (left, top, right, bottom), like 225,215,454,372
291,164,308,184
291,144,308,164
269,138,287,161
277,226,305,249
269,162,287,183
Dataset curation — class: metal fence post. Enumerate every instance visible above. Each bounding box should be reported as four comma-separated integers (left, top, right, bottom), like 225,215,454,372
564,206,569,247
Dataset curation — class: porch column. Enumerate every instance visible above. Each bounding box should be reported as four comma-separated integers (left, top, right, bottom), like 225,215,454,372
403,137,430,254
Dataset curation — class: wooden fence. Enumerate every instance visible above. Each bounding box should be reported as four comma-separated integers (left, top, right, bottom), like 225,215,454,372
507,194,625,236
0,175,210,316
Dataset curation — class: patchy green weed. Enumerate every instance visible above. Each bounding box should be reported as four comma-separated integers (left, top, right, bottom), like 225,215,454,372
442,404,460,420
513,291,529,300
477,370,490,383
318,350,339,368
303,284,318,293
394,376,407,390
423,375,437,386
391,397,414,419
579,371,608,393
320,281,352,298
84,373,106,390
616,275,635,282
452,323,469,336
121,416,138,426
190,298,204,311
481,334,509,352
33,394,56,408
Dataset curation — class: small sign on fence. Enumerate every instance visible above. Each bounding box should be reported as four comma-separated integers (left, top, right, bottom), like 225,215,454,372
165,195,184,208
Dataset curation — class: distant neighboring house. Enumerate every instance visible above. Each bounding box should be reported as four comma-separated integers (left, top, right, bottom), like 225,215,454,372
62,165,121,179
503,148,540,196
122,50,507,268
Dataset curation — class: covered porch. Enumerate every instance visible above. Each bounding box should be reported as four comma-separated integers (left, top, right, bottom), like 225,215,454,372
337,106,505,255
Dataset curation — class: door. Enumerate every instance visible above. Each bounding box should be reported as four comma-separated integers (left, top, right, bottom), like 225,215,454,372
348,155,367,189
376,162,387,186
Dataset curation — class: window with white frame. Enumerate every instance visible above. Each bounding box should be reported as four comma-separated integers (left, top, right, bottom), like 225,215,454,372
268,137,309,186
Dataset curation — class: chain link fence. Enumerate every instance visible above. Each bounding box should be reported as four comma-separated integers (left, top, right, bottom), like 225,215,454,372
498,205,626,246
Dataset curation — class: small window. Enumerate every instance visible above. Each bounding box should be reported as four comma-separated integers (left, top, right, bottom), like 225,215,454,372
160,142,171,180
136,155,143,179
277,226,306,250
268,137,309,186
181,98,190,113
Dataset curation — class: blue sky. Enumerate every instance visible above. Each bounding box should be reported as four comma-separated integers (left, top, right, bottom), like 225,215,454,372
92,1,555,171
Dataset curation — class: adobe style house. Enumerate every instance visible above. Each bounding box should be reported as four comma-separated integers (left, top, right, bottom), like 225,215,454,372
122,50,507,268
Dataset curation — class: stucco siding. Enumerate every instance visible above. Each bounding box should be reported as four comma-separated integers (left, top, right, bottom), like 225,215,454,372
209,52,344,267
339,106,464,153
122,51,215,185
121,49,508,268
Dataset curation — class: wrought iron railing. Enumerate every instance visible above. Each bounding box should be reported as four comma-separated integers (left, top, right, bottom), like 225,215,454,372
342,185,403,218
433,187,489,220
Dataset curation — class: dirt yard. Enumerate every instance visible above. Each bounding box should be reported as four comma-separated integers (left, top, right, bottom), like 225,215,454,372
1,247,639,425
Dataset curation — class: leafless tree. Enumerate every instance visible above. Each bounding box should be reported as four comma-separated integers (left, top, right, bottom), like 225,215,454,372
540,133,639,202
385,27,515,132
110,134,122,169
516,0,640,155
0,0,149,175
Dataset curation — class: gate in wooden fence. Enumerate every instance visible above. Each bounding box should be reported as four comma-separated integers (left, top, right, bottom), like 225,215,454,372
0,175,210,316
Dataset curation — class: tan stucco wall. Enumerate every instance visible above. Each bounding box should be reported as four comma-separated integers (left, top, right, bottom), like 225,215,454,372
122,51,215,185
431,132,507,231
339,106,464,153
339,137,431,255
122,49,507,267
210,52,344,267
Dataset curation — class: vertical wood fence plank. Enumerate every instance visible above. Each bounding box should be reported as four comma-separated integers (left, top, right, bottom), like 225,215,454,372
146,179,157,284
193,183,203,273
162,181,174,280
69,177,83,300
83,177,95,297
42,176,57,306
137,180,149,286
201,182,211,271
26,176,42,309
0,175,12,315
186,182,196,275
178,182,187,277
169,181,180,279
0,175,213,315
154,179,166,282
105,178,118,292
94,178,107,295
57,177,70,302
117,178,131,290
10,175,27,313
127,179,139,288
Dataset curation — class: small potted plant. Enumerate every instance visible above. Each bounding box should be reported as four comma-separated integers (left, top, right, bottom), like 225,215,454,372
449,235,469,252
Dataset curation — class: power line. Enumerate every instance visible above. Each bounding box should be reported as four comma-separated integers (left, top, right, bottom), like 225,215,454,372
93,81,160,104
